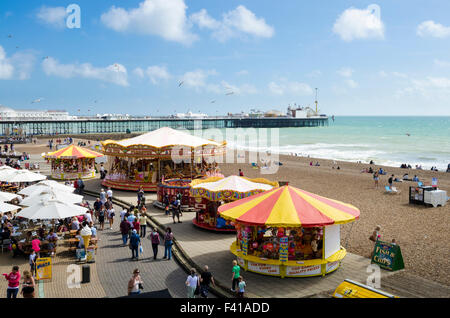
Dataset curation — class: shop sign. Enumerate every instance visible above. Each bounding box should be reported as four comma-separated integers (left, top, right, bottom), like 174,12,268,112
242,234,248,256
286,265,321,276
371,241,404,271
36,257,52,280
279,236,288,263
248,262,280,275
326,261,339,273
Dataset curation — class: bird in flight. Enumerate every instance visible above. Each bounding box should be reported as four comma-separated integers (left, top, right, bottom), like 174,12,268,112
225,92,234,96
7,35,12,38
178,81,184,87
211,100,216,103
31,98,43,104
43,56,49,60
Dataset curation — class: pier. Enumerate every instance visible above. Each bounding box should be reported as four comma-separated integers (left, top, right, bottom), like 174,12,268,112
0,116,328,136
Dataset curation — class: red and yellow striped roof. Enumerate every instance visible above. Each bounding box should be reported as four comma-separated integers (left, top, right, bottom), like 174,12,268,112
45,145,104,159
218,185,360,228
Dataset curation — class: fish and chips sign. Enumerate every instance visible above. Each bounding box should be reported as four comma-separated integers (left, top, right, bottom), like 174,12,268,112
371,241,404,271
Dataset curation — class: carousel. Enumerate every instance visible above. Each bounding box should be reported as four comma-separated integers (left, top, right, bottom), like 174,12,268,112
44,145,104,180
218,185,360,278
190,176,279,232
101,127,226,191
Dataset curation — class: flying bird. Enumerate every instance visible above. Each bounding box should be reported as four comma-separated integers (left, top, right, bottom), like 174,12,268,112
43,56,49,60
178,81,184,87
211,100,216,103
225,92,234,96
31,98,43,104
7,35,12,38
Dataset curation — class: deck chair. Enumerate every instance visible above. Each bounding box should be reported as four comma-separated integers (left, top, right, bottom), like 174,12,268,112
384,186,392,194
417,182,423,187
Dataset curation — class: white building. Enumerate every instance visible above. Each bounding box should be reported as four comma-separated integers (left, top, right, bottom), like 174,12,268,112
0,105,74,121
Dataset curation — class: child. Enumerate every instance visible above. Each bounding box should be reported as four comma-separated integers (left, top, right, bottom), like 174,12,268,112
29,250,37,277
31,236,41,258
237,276,246,298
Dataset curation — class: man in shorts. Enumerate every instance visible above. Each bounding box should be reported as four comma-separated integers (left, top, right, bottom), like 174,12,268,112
98,206,106,231
171,199,181,224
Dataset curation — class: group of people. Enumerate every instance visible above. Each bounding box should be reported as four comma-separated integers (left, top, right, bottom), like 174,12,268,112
162,191,183,224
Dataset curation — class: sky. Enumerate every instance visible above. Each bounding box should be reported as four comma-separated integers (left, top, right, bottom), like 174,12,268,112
0,0,450,116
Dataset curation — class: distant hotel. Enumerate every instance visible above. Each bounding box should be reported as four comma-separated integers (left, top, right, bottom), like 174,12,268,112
0,105,74,121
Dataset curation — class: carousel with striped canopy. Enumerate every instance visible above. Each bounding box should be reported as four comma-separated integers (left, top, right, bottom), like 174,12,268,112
218,185,360,278
44,145,104,180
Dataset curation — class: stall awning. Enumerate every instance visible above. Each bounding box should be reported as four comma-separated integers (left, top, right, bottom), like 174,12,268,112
44,145,104,159
218,185,360,228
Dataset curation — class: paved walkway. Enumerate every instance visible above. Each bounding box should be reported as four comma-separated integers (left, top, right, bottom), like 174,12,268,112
84,179,405,298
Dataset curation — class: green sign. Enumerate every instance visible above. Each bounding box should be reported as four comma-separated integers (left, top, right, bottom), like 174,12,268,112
371,241,404,271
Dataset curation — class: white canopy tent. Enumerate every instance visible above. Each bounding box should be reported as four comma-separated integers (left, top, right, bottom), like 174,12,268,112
191,175,275,193
18,182,74,197
15,199,88,220
0,202,21,213
0,191,20,202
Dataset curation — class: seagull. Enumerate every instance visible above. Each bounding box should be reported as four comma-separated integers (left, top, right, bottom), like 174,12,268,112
7,34,12,38
31,98,43,104
178,81,184,87
43,56,49,60
406,133,410,137
211,100,216,103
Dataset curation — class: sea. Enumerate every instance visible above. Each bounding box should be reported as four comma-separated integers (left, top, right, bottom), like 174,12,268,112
213,116,450,171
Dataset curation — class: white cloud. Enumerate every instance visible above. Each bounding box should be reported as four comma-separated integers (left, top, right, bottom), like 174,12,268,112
0,46,35,80
190,5,274,42
101,0,197,45
434,59,450,67
392,71,408,78
345,79,358,88
395,76,450,98
337,67,354,77
146,66,171,84
268,80,313,96
220,81,258,95
417,21,450,38
133,67,145,78
333,5,385,41
36,6,67,29
180,69,220,92
236,70,249,76
378,70,388,77
307,70,322,78
42,57,129,86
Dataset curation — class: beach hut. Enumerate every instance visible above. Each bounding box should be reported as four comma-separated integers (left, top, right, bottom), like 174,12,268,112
218,185,360,278
44,145,104,180
190,176,279,232
101,127,226,191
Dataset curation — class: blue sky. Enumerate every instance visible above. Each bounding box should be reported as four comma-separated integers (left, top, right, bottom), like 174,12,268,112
0,0,450,116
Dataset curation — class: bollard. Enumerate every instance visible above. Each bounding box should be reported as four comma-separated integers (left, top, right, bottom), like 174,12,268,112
82,264,90,284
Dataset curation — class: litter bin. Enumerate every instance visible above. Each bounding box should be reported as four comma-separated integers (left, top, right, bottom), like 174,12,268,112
82,264,90,284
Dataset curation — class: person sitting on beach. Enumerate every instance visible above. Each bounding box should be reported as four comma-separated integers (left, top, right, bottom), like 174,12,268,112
403,173,409,180
388,175,394,189
314,162,320,166
412,175,419,182
368,167,373,174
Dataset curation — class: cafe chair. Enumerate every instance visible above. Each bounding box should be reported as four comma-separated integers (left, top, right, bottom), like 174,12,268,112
1,239,12,253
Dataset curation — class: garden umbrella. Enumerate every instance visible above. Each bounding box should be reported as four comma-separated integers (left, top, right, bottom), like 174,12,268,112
15,199,87,220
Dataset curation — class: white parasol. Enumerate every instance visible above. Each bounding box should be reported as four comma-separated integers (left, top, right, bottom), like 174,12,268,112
18,181,74,197
15,199,88,220
0,202,21,213
0,169,47,183
20,190,83,207
0,191,20,202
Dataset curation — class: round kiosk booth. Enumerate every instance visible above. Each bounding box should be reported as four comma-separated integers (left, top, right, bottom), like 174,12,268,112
101,127,226,191
218,185,360,278
44,145,104,180
190,176,279,232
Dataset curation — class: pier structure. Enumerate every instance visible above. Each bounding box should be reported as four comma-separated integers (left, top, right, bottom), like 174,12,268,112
0,116,328,136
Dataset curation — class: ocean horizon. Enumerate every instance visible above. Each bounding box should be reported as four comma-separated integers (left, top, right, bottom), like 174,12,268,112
214,116,450,171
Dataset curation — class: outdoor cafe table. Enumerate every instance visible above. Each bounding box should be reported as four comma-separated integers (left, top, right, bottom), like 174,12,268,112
66,237,98,247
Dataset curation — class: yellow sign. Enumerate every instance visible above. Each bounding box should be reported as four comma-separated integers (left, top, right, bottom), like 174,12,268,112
333,279,397,298
36,257,52,280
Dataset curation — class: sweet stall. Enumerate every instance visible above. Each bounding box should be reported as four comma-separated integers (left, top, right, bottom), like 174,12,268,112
44,145,104,180
218,185,360,278
189,176,279,232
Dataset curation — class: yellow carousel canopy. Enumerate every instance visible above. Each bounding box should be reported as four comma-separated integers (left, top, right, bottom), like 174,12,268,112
218,185,360,228
190,175,279,201
44,145,104,159
102,127,226,149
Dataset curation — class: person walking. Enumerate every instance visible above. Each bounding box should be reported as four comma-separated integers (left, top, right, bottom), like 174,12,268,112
171,198,182,224
120,218,131,246
137,186,145,208
150,228,160,260
129,229,141,261
20,270,35,298
236,276,246,298
99,189,107,205
29,249,37,277
107,206,115,230
98,206,106,231
77,178,84,195
388,174,394,190
139,213,147,238
163,227,174,260
3,266,21,298
231,260,240,292
106,187,113,203
93,198,102,222
185,268,200,298
199,265,216,298
373,170,379,189
127,269,143,296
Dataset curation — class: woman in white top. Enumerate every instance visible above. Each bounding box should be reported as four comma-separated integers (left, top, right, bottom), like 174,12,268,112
107,207,115,230
185,268,199,298
128,269,143,295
